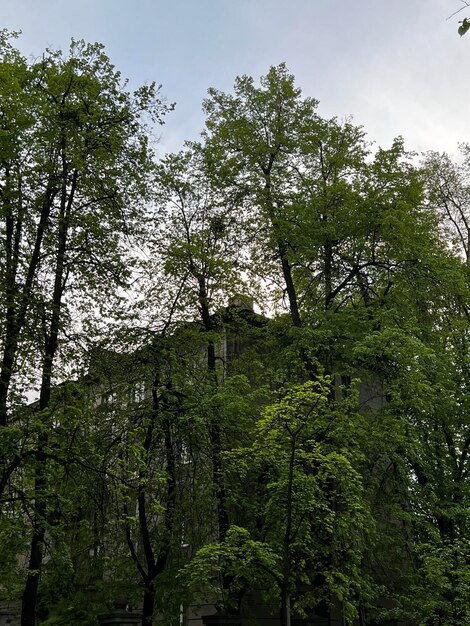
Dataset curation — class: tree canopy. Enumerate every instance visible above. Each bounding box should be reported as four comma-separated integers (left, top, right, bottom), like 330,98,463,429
0,36,469,626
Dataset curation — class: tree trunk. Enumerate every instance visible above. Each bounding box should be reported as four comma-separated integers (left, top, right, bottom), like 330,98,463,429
280,589,291,626
20,520,45,626
129,356,178,625
324,240,333,311
278,239,302,328
20,165,76,626
141,586,155,626
263,177,317,379
198,277,230,540
0,180,56,428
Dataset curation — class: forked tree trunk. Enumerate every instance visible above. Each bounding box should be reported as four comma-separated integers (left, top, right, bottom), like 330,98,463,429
20,166,76,626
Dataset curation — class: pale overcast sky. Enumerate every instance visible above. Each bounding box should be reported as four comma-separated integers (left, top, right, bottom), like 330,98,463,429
1,0,469,157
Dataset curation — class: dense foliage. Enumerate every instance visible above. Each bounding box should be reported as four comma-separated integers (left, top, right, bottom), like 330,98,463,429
0,34,468,626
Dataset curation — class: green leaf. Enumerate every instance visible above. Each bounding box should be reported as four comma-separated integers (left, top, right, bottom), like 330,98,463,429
458,18,470,36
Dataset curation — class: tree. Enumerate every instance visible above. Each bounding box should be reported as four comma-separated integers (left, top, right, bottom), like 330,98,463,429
423,148,470,264
352,235,470,624
151,147,262,617
190,64,468,625
182,379,375,626
82,342,189,626
245,380,375,626
79,145,254,624
202,64,319,340
153,147,245,548
201,66,428,381
0,34,170,626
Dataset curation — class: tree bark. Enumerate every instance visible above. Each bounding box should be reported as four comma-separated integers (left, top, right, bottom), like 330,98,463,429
20,165,76,626
141,587,156,626
198,277,230,540
0,179,56,428
280,590,291,626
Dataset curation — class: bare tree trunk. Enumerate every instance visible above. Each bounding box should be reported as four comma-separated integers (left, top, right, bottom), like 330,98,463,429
198,277,230,540
141,587,156,626
0,180,56,428
280,590,291,626
20,166,76,626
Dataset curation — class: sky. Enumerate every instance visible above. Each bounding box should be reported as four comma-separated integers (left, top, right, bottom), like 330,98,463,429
1,0,469,158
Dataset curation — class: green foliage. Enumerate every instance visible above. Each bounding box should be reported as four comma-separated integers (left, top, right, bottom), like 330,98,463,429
0,31,171,625
182,379,376,623
179,526,279,610
1,48,469,626
378,539,470,626
458,17,470,36
250,380,375,620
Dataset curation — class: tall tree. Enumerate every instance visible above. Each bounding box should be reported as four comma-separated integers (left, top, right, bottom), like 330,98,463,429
423,148,470,264
154,146,244,546
202,64,318,337
150,147,270,617
190,64,467,625
0,34,170,626
201,66,428,379
240,379,374,626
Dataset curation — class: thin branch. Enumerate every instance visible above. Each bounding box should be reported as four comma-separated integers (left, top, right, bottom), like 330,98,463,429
447,1,470,21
